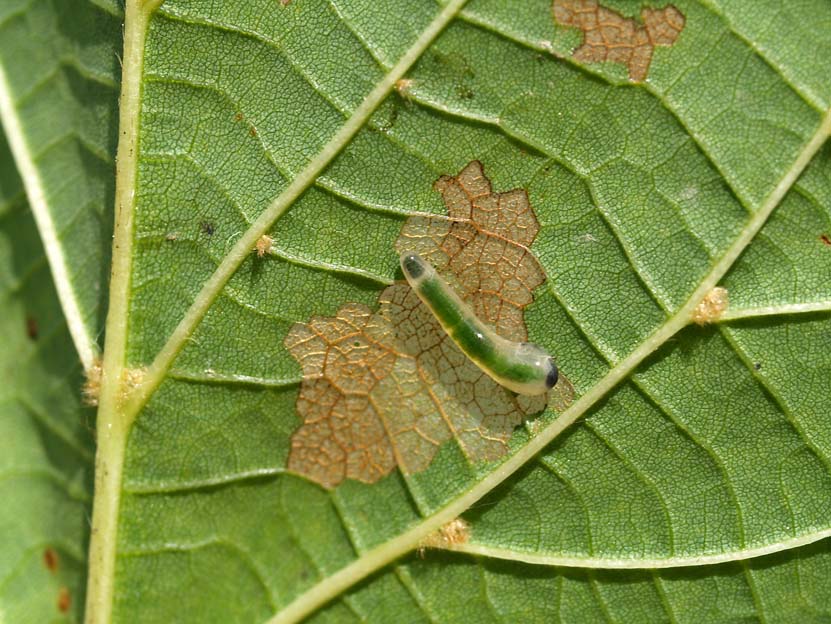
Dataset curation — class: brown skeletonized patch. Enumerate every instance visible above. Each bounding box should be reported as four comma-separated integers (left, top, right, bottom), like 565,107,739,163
285,161,573,488
397,161,545,340
553,0,685,82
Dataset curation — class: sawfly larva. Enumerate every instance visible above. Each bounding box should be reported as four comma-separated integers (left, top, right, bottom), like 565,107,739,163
400,252,558,396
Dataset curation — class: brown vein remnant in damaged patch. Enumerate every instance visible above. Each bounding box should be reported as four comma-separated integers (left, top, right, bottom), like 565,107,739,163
285,161,561,489
553,0,685,82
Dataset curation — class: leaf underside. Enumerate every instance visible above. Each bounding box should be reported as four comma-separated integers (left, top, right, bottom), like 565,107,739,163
2,0,831,622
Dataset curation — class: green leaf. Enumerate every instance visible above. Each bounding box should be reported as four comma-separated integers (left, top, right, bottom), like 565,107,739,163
0,129,93,622
3,0,831,622
0,0,122,368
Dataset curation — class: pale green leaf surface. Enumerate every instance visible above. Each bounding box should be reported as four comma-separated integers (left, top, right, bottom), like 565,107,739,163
5,0,831,622
0,130,93,622
105,0,831,621
0,0,121,367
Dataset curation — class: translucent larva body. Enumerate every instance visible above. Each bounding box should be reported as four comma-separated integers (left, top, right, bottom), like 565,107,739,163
400,252,558,396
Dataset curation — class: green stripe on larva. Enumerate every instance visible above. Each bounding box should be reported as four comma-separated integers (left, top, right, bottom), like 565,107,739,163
400,253,558,396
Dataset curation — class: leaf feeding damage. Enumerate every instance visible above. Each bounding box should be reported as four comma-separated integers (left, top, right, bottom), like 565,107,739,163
284,162,572,488
553,0,685,82
400,252,559,396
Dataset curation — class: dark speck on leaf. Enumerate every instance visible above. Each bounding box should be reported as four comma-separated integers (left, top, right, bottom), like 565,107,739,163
26,316,38,340
43,548,58,572
57,587,71,613
200,221,215,236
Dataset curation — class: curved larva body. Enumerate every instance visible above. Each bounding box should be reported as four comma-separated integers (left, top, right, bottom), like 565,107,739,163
400,252,558,396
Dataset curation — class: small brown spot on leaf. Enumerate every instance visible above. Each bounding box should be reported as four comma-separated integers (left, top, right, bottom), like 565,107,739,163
43,548,59,572
26,316,38,340
395,78,415,97
249,126,258,138
820,234,831,246
234,112,244,122
82,359,103,406
285,161,570,488
553,0,685,82
692,286,728,325
419,518,471,551
255,234,273,257
200,221,215,236
57,587,71,613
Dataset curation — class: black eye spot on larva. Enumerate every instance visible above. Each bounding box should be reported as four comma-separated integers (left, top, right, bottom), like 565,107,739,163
401,253,424,279
546,359,559,389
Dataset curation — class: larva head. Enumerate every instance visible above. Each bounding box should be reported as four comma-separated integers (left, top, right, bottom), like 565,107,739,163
545,358,559,389
400,252,434,284
507,342,559,396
